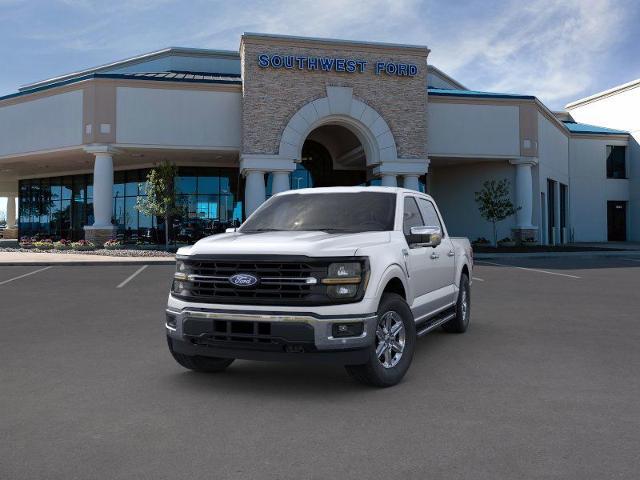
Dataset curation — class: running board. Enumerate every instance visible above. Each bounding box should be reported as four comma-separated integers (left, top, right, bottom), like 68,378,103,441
416,309,456,337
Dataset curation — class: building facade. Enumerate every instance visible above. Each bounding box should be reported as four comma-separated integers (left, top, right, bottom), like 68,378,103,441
0,33,636,245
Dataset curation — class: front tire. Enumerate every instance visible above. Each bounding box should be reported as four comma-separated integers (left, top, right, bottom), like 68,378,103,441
345,293,416,387
443,273,470,333
167,337,234,372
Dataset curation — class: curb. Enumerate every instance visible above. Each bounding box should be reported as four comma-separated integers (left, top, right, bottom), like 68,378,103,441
0,259,176,266
475,251,640,260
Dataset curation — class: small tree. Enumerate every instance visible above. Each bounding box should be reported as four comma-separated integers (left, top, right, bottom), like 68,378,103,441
474,179,519,246
136,161,182,250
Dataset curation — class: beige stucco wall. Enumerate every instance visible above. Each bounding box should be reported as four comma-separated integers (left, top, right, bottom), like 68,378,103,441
240,35,428,160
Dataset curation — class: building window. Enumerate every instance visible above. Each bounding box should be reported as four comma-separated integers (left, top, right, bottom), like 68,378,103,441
606,145,626,179
18,166,242,244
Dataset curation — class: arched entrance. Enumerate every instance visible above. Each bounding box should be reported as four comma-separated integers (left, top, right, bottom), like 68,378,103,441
297,124,369,188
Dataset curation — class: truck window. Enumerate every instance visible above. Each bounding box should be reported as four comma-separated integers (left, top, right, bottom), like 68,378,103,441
403,197,424,236
417,198,443,231
240,191,396,233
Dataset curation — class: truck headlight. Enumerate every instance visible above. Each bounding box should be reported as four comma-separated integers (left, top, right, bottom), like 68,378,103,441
327,284,359,298
322,262,362,284
323,262,363,298
174,260,190,280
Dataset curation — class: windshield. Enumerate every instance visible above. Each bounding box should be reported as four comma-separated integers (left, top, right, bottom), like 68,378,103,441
240,192,396,233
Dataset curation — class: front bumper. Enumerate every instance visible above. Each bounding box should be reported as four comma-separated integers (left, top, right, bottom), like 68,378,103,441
165,306,377,365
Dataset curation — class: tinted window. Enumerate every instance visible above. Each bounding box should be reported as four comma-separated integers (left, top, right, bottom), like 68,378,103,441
417,198,442,230
402,197,424,236
606,146,626,179
240,192,396,233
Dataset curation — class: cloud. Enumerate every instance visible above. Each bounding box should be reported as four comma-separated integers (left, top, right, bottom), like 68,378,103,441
426,0,630,108
1,0,637,109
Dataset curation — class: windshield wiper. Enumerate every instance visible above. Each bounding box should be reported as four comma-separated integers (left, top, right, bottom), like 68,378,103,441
240,228,285,233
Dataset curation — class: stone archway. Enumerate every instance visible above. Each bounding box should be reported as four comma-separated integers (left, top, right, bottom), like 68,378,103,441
278,86,398,166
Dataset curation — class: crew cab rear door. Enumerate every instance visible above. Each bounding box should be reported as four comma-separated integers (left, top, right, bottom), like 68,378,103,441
415,197,456,294
402,195,455,317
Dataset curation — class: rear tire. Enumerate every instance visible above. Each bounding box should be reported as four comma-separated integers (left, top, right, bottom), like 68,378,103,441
443,273,470,333
167,337,234,372
345,293,416,387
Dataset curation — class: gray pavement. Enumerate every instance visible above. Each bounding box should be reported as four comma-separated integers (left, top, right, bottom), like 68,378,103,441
1,257,639,479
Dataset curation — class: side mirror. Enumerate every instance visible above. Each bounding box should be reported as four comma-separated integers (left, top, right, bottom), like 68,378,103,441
409,226,442,248
225,228,237,233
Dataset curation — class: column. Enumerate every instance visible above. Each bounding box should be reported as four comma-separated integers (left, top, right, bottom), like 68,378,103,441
92,152,115,227
380,174,397,187
402,175,420,191
244,170,266,216
83,146,117,245
6,195,17,229
271,171,290,195
510,158,538,242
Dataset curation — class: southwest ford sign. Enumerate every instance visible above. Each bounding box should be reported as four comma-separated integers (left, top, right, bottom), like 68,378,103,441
257,54,418,77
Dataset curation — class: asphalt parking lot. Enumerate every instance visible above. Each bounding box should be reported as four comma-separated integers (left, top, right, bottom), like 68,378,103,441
1,256,640,479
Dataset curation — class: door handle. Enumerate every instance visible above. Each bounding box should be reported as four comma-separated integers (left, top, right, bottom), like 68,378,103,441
430,252,439,260
448,250,455,257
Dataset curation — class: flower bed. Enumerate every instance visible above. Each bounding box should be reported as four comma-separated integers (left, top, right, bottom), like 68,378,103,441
104,239,123,250
71,240,96,251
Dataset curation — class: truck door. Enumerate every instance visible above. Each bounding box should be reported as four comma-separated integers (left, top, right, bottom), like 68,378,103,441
416,197,456,301
402,196,451,318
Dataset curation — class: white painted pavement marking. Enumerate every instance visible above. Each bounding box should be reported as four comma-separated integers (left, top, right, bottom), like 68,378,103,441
116,265,149,289
0,266,52,286
472,277,485,282
476,260,581,279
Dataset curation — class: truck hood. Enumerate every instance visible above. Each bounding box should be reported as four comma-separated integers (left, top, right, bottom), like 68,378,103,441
179,231,391,257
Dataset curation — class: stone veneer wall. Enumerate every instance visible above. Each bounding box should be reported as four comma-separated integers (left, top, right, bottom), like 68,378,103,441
240,36,429,160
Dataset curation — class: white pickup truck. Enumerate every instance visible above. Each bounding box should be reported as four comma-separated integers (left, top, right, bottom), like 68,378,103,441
166,187,473,387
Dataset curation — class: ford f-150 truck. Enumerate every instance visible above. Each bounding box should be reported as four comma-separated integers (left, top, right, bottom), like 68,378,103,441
166,187,473,387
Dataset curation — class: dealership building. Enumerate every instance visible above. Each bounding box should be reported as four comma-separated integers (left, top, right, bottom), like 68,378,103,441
0,33,637,245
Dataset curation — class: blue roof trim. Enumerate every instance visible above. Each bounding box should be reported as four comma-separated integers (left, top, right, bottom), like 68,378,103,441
562,121,628,135
428,87,535,100
0,72,242,102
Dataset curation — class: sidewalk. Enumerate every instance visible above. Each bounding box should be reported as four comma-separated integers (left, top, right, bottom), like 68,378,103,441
0,251,175,266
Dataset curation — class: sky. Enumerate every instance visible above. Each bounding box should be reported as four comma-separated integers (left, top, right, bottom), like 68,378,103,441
0,0,639,109
1,0,640,214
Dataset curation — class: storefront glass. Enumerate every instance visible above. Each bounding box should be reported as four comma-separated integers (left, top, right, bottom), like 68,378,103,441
18,166,242,244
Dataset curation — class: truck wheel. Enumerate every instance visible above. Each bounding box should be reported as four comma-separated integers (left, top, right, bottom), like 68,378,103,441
443,273,470,333
345,293,416,387
167,337,234,372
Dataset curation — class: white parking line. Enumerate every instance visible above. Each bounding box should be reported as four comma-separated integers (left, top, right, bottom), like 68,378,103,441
472,277,485,282
116,265,149,289
0,266,52,286
477,260,581,279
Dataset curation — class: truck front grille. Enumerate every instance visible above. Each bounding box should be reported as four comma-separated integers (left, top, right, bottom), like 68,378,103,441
174,256,334,306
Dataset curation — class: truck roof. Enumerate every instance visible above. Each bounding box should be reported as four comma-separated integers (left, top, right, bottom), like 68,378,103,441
276,186,429,196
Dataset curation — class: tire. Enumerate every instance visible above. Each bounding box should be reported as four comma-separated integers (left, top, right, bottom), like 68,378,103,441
167,337,234,373
345,293,416,387
443,273,470,333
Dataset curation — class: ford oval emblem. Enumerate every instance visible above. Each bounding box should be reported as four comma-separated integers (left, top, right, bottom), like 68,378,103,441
229,273,259,288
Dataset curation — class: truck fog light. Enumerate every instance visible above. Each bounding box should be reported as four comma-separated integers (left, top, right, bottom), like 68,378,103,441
166,312,177,329
332,322,364,338
327,284,358,298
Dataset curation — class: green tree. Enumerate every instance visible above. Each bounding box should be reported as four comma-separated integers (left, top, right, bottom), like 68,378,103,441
474,179,519,246
136,161,182,250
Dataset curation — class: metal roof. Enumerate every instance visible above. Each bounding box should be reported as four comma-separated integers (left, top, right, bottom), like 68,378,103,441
428,87,535,100
562,121,628,135
0,71,241,103
19,47,240,92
